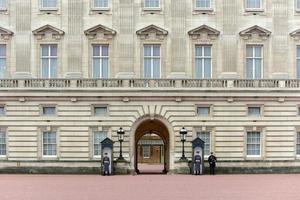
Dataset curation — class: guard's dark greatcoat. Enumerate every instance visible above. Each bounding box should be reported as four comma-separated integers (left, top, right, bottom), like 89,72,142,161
194,154,202,175
102,156,110,175
208,154,217,175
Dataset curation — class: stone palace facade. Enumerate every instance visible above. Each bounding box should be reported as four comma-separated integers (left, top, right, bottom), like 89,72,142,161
1,0,300,174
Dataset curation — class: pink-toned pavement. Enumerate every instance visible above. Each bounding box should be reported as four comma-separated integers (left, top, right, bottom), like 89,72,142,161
0,174,299,200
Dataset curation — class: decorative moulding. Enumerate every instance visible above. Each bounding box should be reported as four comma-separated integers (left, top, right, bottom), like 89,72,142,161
32,24,64,40
188,24,220,41
84,24,116,40
0,26,13,40
239,25,271,41
136,24,168,40
290,29,300,41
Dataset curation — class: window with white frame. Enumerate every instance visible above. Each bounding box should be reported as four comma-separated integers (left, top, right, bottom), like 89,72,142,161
248,106,261,117
197,131,211,156
93,131,107,157
297,132,300,155
41,44,58,78
246,131,261,156
0,44,6,79
197,106,210,116
195,45,212,79
0,0,6,10
144,45,161,78
195,0,211,9
246,45,263,79
42,131,57,156
297,46,300,79
296,0,300,11
143,145,151,158
41,0,57,9
0,106,5,116
94,106,107,116
144,0,160,8
42,106,56,116
92,45,109,79
245,0,262,10
0,131,6,156
92,0,108,9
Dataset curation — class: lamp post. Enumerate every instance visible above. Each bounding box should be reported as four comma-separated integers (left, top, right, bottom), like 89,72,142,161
117,127,125,161
179,127,188,161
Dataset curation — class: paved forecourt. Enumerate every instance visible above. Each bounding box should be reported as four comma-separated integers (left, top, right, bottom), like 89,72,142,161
0,174,299,200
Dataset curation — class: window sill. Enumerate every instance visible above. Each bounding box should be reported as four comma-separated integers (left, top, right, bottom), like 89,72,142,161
143,7,162,11
40,8,59,11
244,9,265,15
142,8,163,15
193,9,215,15
91,7,110,11
42,156,58,160
246,156,261,160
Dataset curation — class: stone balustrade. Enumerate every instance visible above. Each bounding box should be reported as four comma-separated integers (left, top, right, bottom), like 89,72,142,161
1,79,300,89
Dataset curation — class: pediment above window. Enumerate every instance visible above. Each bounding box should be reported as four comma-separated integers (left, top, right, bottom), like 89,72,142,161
290,29,300,41
84,24,117,40
188,25,220,41
239,25,271,40
136,25,168,40
0,26,14,40
32,24,65,40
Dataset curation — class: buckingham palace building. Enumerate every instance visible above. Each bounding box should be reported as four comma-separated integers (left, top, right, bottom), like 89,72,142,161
1,0,300,174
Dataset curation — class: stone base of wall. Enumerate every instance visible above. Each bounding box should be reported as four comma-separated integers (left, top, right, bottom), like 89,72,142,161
211,167,300,174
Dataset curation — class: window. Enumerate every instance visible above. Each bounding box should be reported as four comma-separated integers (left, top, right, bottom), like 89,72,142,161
0,0,6,10
43,131,57,156
296,0,300,11
248,107,261,116
92,45,109,79
0,132,6,156
195,45,212,79
41,0,57,9
42,106,56,116
297,132,300,155
195,0,211,9
246,45,263,79
41,44,58,78
143,145,151,158
144,45,161,78
197,106,210,116
94,106,107,116
247,132,261,156
144,0,160,8
0,44,6,79
245,0,262,10
0,106,5,116
92,0,108,9
93,131,107,157
197,131,210,156
297,47,300,79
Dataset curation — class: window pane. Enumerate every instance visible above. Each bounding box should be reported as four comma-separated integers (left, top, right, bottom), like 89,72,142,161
144,58,152,78
0,44,6,57
197,107,210,116
153,45,160,57
247,0,260,8
93,59,100,78
94,107,107,116
297,60,300,79
0,59,5,79
297,47,300,58
248,107,260,116
197,132,210,156
50,45,57,57
143,146,150,158
195,46,202,57
42,58,49,78
43,107,56,115
247,132,260,156
93,131,107,156
41,45,49,57
195,59,202,79
102,58,109,78
204,58,211,79
255,46,262,57
0,0,6,8
246,58,253,79
246,47,253,57
50,58,57,78
145,0,159,8
42,0,57,7
43,132,56,156
255,59,262,79
93,45,100,57
0,107,5,115
297,0,300,9
204,46,211,57
144,45,151,57
94,0,108,8
102,45,109,57
153,58,160,78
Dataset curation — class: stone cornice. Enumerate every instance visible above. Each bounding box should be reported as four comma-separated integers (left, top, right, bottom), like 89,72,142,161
32,24,65,40
84,24,116,40
0,26,14,40
290,29,300,41
136,24,168,40
188,25,220,41
239,25,271,41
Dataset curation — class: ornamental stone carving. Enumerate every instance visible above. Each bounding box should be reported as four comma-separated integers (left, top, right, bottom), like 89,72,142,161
239,25,271,41
84,24,117,40
136,25,168,40
0,26,13,40
290,29,300,41
188,25,220,41
32,24,65,40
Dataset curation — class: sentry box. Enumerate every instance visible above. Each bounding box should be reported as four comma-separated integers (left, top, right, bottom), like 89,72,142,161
101,137,114,175
191,137,205,175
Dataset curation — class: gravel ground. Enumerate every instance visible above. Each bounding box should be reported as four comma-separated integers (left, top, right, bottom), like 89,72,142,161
0,174,299,200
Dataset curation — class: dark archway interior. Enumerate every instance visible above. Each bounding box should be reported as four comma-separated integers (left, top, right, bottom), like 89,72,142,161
134,119,169,174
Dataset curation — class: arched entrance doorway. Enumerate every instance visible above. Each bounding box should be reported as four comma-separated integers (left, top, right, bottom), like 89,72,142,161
134,119,170,174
